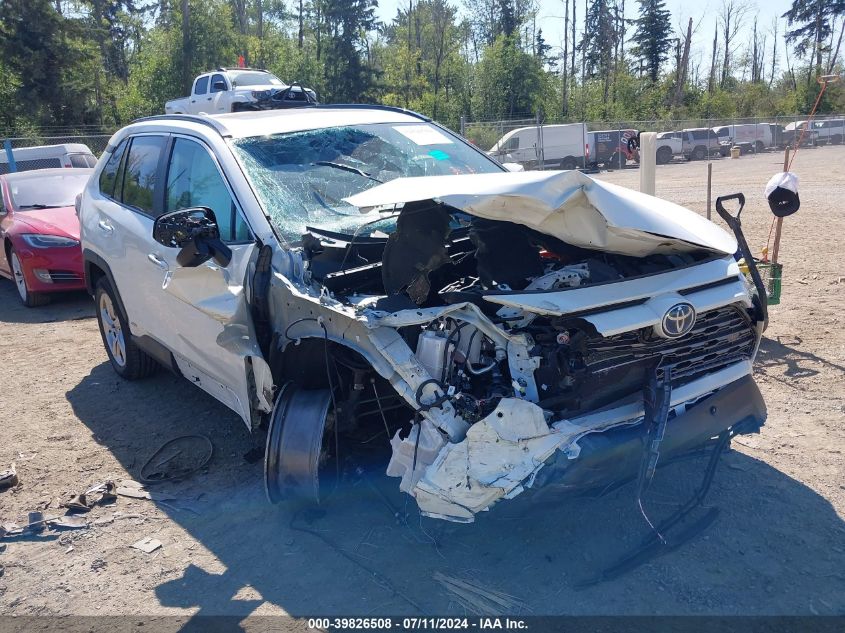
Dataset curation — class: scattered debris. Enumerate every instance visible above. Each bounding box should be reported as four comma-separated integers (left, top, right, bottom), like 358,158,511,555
0,524,23,538
27,512,45,533
62,481,117,513
93,517,115,527
131,536,162,554
90,558,107,571
50,515,89,530
116,480,177,502
0,464,18,491
65,546,74,554
433,572,526,615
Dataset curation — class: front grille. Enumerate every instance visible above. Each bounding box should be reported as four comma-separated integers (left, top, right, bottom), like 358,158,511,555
48,270,83,283
584,305,756,384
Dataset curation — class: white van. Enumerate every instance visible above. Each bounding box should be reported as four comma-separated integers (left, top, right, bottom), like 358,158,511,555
712,124,773,153
489,123,588,170
0,143,97,175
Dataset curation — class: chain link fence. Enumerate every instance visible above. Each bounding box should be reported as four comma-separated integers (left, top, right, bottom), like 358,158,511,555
462,114,845,172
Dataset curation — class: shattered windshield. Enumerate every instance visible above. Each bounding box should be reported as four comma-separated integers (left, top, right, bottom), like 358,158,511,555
231,122,502,242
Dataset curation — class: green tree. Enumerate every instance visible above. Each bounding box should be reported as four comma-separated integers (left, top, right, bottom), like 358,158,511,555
630,0,673,82
782,0,845,80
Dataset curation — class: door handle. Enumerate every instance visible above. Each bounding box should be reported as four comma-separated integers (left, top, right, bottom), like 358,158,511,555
207,97,212,101
147,253,169,270
98,219,114,233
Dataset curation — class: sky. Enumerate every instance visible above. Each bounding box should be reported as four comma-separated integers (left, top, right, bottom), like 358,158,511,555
376,0,796,73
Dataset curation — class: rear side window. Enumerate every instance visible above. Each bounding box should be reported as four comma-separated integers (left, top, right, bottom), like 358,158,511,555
98,140,128,198
194,76,209,95
122,136,166,215
210,74,227,93
70,154,97,168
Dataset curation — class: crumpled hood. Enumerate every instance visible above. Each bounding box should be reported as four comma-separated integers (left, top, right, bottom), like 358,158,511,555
345,170,737,257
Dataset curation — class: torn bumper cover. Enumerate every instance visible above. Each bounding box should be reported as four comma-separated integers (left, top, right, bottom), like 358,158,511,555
394,374,765,522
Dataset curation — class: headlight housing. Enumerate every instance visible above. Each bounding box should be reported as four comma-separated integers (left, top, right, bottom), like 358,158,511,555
21,234,79,249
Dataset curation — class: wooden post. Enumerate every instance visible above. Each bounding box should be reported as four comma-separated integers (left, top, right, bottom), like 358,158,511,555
771,147,790,264
706,162,712,220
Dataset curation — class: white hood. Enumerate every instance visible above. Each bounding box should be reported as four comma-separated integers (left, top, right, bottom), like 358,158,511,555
345,170,737,257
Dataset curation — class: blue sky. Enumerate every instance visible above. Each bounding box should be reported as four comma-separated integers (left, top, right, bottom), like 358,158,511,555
376,0,796,72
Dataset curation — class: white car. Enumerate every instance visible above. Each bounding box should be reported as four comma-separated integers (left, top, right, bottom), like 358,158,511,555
655,132,683,164
79,107,768,523
165,68,288,115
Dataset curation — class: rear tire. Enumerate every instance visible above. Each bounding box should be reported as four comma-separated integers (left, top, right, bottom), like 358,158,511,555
656,146,672,164
9,247,49,307
561,157,577,170
755,141,765,154
692,146,707,161
95,277,158,380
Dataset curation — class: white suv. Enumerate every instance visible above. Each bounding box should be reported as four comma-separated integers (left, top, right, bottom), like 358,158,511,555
80,107,767,523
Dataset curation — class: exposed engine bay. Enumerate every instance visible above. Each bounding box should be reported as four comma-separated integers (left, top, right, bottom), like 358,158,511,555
263,171,764,523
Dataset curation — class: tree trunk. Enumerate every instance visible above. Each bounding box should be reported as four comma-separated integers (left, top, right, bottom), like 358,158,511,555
828,17,844,73
181,0,191,95
709,26,717,93
571,0,576,100
298,0,304,48
674,18,692,107
562,0,569,116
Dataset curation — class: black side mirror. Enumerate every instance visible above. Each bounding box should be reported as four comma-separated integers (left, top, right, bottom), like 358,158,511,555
153,207,232,268
212,81,227,92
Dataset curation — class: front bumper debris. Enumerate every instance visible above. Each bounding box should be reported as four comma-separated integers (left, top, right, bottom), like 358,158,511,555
397,374,765,522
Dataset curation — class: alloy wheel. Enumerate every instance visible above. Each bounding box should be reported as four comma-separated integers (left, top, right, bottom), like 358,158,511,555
99,292,127,367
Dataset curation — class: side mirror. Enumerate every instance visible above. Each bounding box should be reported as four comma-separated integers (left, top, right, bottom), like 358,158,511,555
212,81,227,92
153,207,232,268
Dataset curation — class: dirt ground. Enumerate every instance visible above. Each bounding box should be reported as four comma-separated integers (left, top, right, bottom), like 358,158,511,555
1,145,844,619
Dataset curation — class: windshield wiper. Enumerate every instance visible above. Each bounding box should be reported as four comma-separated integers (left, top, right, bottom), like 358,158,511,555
313,161,382,183
19,204,63,209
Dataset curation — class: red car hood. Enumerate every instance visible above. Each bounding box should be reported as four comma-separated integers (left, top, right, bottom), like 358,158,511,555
15,206,80,241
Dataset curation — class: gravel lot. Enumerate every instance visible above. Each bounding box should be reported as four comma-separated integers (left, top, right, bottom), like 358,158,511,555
1,146,844,619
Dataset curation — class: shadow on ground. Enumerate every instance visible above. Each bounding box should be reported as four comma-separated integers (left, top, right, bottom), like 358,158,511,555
65,361,845,624
0,279,92,324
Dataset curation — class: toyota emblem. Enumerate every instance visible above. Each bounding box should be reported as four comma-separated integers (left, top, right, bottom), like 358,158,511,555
660,303,696,338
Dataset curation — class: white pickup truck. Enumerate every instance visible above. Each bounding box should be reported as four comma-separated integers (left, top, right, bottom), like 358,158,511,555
165,68,285,115
655,131,683,164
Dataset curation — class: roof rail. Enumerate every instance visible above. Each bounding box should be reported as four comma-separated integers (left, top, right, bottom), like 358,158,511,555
217,67,269,73
131,114,231,137
314,103,430,122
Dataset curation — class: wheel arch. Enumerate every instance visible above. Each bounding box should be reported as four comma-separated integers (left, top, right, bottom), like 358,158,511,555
83,249,129,324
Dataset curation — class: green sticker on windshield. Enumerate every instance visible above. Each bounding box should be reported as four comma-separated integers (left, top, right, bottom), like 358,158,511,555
429,149,450,161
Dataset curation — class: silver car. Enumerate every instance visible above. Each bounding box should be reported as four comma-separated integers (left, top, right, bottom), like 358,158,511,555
79,107,767,523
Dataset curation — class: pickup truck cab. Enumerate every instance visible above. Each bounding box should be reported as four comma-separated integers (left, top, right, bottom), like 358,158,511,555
165,68,285,115
655,132,683,164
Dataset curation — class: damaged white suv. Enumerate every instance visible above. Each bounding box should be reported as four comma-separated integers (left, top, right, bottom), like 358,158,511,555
80,107,767,523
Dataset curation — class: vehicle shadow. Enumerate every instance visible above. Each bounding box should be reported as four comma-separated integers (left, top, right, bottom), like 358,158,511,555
756,335,845,380
65,362,845,624
0,278,93,324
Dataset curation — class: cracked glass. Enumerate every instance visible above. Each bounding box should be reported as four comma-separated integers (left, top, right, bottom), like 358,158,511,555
232,122,501,242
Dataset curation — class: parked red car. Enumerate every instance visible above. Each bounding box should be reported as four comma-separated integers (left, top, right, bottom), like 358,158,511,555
0,168,93,306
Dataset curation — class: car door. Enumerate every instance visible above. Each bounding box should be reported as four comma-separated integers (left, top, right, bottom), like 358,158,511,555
149,135,262,425
190,74,210,114
91,134,174,338
209,73,229,114
0,180,11,276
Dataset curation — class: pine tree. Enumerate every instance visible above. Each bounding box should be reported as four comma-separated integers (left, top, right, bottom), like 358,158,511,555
630,0,673,82
580,0,617,79
782,0,845,79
